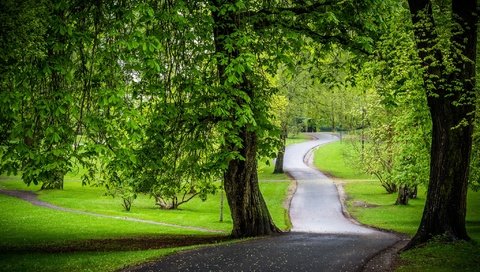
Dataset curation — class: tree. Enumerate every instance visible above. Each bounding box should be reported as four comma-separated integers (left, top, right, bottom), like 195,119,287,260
79,1,221,211
208,0,380,237
209,1,281,237
0,0,105,189
347,3,431,202
269,94,289,174
406,0,478,247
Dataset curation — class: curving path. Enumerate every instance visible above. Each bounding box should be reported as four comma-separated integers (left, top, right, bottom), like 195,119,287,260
126,133,399,272
286,133,374,234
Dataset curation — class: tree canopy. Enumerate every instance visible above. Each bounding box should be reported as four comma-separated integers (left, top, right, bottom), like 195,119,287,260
1,0,478,245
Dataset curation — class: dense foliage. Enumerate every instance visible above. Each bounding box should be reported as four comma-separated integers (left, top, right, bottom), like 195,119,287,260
1,0,478,243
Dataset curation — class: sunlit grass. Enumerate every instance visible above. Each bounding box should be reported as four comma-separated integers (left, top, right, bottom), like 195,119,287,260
0,133,304,271
0,174,290,272
313,140,480,272
313,141,372,180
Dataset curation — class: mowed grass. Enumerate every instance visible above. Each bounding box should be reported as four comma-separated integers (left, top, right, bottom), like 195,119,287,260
0,247,187,272
0,193,214,272
0,177,290,272
0,135,304,272
0,194,204,248
0,180,290,271
313,140,372,180
313,140,480,272
285,133,312,145
0,180,290,233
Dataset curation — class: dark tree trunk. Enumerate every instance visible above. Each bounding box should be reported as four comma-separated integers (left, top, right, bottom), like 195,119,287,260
395,185,418,205
406,0,477,247
395,185,410,205
224,128,280,237
211,1,280,238
273,125,287,174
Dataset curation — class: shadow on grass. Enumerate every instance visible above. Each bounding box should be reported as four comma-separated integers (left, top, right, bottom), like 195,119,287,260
0,235,230,253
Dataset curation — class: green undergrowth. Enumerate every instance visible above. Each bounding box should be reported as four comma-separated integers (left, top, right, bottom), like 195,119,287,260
313,140,480,272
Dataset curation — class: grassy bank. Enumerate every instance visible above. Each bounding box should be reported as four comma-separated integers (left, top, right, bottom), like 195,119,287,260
0,133,308,271
313,140,480,272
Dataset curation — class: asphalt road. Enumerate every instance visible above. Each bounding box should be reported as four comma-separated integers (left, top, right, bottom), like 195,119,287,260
126,133,399,272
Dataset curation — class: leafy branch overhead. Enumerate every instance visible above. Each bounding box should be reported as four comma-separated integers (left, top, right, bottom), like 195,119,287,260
0,0,478,245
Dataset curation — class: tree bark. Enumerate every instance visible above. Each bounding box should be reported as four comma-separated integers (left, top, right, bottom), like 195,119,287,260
224,128,280,237
395,185,410,205
406,0,477,247
395,185,418,205
211,1,280,238
273,124,287,174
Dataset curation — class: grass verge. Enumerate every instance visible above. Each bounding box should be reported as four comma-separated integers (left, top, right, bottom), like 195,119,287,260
313,140,480,272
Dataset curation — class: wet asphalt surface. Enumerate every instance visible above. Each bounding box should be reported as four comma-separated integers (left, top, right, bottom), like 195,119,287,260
126,133,399,272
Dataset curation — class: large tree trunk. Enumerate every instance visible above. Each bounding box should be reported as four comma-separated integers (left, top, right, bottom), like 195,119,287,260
406,0,477,248
224,128,280,237
211,1,280,238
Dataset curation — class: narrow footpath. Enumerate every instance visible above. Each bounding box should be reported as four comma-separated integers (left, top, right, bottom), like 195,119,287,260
128,133,399,272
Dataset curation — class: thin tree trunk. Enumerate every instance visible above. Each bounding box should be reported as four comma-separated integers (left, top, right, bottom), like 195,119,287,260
406,0,477,247
395,185,409,205
274,125,287,174
219,188,224,222
408,185,418,199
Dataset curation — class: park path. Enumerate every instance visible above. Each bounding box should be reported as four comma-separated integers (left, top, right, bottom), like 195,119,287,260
126,133,400,272
286,133,375,233
0,189,224,234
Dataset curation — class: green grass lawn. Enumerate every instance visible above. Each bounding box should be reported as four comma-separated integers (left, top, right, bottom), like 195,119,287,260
0,162,293,271
0,247,188,272
313,140,372,180
0,193,215,272
0,134,307,271
285,133,312,145
314,140,480,272
0,179,290,271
